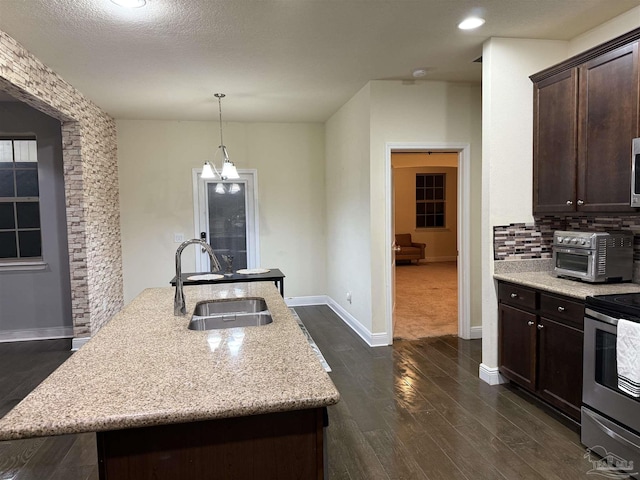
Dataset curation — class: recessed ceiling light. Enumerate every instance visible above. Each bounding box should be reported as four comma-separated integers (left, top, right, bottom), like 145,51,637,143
110,0,146,8
412,69,428,78
458,17,485,30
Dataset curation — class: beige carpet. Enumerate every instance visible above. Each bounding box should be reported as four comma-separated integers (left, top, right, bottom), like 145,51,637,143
393,261,458,340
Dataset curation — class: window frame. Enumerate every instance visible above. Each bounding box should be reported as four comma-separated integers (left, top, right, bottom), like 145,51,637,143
415,172,446,229
0,136,44,263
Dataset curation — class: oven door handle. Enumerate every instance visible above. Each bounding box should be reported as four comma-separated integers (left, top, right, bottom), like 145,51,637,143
585,308,619,326
583,408,640,451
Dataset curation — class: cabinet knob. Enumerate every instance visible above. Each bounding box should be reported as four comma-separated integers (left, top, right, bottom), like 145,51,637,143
537,324,544,329
577,199,584,205
528,321,535,326
557,306,565,312
566,200,573,205
510,293,518,298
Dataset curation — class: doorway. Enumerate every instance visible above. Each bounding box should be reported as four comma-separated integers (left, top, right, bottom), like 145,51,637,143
192,169,260,272
384,143,471,343
392,152,458,339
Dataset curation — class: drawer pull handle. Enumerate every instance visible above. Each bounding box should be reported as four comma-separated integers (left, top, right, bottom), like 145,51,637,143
577,199,584,206
566,200,573,205
537,324,544,330
528,321,534,326
557,306,565,312
510,293,518,298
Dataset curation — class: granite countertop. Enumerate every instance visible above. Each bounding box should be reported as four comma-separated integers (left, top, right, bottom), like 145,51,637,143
0,282,339,441
494,270,640,299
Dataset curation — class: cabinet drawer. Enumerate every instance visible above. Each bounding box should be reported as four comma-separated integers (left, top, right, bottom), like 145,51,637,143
540,293,584,329
498,283,536,310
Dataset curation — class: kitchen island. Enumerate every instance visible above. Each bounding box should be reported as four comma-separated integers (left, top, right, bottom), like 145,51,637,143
0,282,339,479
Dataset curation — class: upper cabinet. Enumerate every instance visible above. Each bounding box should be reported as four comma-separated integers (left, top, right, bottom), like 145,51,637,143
531,28,640,215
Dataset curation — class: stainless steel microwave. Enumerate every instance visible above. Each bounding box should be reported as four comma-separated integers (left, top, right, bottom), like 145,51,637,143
632,137,640,207
553,231,633,283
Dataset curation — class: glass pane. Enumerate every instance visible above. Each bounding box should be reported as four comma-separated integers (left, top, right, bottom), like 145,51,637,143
434,188,444,200
207,182,247,271
426,189,434,200
0,140,12,166
416,175,425,188
14,140,37,163
426,216,435,227
16,170,39,197
416,215,425,228
0,231,17,258
416,189,425,201
18,230,41,257
435,175,444,187
426,203,435,214
426,175,434,187
435,202,444,214
0,203,15,229
16,202,40,228
0,170,14,197
416,203,425,215
435,214,445,227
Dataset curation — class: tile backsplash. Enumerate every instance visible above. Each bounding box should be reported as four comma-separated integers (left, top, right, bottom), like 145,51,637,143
494,216,640,280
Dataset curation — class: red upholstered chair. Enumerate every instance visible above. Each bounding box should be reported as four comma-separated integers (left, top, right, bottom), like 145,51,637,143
395,234,426,264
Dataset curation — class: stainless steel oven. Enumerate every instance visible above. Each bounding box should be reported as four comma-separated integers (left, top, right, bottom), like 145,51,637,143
583,295,640,479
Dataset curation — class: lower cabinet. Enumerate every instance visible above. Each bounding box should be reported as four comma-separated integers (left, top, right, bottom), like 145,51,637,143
498,281,584,421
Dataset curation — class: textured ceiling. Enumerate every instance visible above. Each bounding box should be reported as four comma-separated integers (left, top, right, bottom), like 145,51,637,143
0,0,638,122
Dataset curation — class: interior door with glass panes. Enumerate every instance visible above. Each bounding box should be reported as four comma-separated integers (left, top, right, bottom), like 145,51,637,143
194,170,259,274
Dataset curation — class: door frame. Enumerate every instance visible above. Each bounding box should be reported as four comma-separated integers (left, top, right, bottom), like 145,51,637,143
385,142,472,342
191,168,260,271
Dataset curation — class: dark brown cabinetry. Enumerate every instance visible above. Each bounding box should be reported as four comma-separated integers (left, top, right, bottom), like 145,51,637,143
532,28,640,214
498,281,584,421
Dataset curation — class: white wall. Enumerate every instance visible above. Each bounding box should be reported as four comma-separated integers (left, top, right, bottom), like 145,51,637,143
118,120,326,304
369,80,483,333
481,38,567,374
325,84,373,333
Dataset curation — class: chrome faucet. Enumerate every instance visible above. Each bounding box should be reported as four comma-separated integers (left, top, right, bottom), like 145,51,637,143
174,239,221,315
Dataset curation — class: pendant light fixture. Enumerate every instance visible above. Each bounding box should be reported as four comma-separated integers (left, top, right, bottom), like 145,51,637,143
201,93,240,180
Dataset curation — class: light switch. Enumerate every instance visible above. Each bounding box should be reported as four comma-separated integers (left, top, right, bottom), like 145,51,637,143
174,233,184,243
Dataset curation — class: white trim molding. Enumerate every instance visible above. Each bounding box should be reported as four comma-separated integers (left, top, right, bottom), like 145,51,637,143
470,326,482,339
0,326,73,343
72,336,90,351
479,363,508,385
385,142,473,343
286,295,389,347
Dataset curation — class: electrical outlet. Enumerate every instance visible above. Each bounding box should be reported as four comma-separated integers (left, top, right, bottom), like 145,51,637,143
346,292,352,304
174,233,184,243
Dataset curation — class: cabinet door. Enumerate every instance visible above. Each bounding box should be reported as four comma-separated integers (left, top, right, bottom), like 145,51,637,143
533,69,578,214
498,304,537,391
577,41,640,213
537,317,583,421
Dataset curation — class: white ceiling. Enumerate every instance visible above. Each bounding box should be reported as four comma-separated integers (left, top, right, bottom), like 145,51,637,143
0,0,638,122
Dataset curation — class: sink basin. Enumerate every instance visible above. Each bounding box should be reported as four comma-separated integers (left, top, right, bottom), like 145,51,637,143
188,298,272,331
188,312,273,331
192,298,268,316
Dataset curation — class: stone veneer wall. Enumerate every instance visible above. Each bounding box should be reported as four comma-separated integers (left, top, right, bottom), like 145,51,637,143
494,216,640,279
0,30,123,337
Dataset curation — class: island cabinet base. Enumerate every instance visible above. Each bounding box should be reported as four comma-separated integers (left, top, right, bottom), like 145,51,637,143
97,407,325,480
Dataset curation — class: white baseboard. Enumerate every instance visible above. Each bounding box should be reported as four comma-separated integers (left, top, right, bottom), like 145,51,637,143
286,295,389,347
470,326,482,339
0,326,73,343
479,363,508,385
72,336,90,351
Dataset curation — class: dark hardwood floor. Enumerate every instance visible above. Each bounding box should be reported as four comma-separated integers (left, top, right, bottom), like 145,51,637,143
0,306,594,479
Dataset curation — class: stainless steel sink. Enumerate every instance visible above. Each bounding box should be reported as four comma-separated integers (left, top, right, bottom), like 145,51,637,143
188,312,273,331
192,298,268,316
188,297,272,331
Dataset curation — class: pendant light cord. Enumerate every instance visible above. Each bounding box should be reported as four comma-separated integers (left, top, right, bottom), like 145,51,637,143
215,93,225,148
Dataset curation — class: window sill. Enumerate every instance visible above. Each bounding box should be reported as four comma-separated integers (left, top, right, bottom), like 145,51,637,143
416,228,451,233
0,261,48,272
